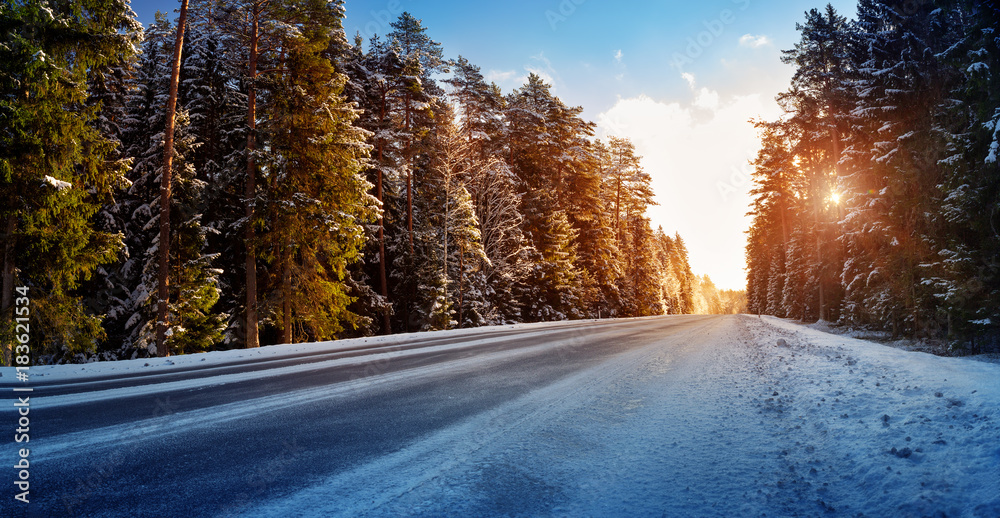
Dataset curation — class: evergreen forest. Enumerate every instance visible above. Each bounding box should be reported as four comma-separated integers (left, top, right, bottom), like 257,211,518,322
0,0,737,364
746,1,1000,351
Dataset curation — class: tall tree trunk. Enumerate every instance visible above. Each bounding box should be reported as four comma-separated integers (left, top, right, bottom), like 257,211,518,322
458,250,465,329
407,170,413,254
157,0,190,357
376,97,390,334
810,156,826,323
815,220,825,321
1,215,15,314
615,176,622,248
405,92,414,254
1,214,15,366
443,175,449,330
282,242,292,345
245,14,260,348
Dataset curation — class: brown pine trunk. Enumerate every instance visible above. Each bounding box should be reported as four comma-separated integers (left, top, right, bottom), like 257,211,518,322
377,168,390,335
816,226,825,322
810,155,825,323
1,215,15,314
376,96,390,335
405,93,414,254
2,214,15,365
458,251,465,329
156,0,190,357
282,245,292,345
615,176,622,248
244,14,260,349
406,169,413,254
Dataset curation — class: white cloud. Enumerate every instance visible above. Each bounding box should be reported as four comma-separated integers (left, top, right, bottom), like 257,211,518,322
693,88,719,110
597,87,782,290
614,49,623,63
681,72,696,89
484,53,563,92
739,34,772,48
486,69,517,84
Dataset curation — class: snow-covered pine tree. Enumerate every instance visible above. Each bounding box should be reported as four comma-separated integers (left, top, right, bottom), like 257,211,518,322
914,1,1000,348
0,0,140,363
97,13,174,357
341,33,408,334
98,12,226,358
84,32,139,350
622,214,665,317
445,56,528,324
517,195,583,322
388,12,445,257
653,229,682,314
580,139,623,317
216,0,289,348
411,103,488,330
178,0,248,347
778,5,853,322
840,0,957,337
505,74,588,321
600,136,658,317
256,0,376,344
746,118,799,317
671,233,696,314
161,108,227,355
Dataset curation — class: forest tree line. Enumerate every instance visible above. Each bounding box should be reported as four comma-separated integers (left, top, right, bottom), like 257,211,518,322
746,0,1000,351
0,0,732,364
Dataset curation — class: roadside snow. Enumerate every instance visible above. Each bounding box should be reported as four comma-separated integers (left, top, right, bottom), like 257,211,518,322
758,315,1000,516
19,319,611,385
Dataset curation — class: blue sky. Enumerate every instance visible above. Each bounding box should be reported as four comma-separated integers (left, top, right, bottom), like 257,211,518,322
130,0,858,290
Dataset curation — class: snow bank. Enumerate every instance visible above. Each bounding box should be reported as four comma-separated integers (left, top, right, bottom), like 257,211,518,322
21,318,613,386
757,315,1000,517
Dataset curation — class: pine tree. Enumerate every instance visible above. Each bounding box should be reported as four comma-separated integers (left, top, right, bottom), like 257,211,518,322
506,74,593,321
622,215,665,316
97,13,174,357
0,0,140,363
257,2,375,344
156,0,192,357
746,1,999,349
414,103,488,330
445,56,528,324
671,233,696,314
216,0,351,346
180,0,248,347
341,34,408,334
388,12,445,256
91,13,225,358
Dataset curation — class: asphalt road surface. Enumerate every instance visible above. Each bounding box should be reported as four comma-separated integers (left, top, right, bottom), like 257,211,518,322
7,315,748,517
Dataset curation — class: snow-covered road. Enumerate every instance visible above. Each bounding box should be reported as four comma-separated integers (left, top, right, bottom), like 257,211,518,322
4,315,998,517
247,315,1000,517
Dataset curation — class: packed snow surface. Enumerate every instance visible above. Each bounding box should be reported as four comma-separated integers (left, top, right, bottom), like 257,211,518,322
240,315,999,517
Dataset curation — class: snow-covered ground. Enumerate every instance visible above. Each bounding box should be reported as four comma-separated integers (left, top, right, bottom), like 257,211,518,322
242,315,999,517
799,319,1000,364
